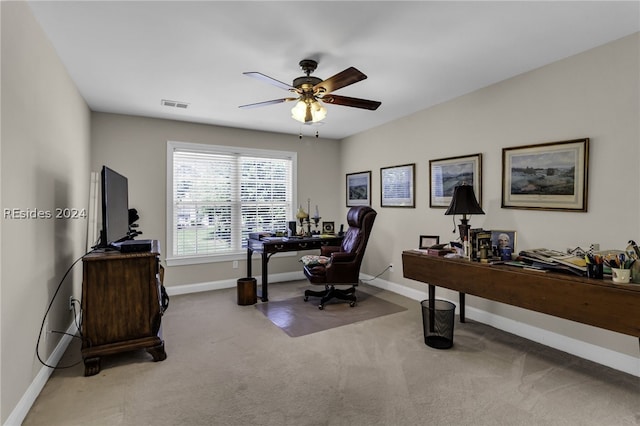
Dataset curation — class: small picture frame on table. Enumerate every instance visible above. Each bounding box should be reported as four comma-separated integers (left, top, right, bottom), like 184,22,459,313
322,221,335,235
419,235,440,249
490,230,517,260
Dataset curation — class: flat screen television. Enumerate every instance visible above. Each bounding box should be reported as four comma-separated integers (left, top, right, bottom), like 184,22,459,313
99,166,130,248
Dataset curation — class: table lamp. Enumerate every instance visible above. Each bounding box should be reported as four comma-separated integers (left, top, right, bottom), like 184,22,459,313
444,183,484,242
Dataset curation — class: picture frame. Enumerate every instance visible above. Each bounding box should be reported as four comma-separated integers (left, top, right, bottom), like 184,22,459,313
419,235,440,249
429,154,482,208
380,163,415,208
346,171,371,207
502,138,589,211
322,221,335,235
490,230,517,260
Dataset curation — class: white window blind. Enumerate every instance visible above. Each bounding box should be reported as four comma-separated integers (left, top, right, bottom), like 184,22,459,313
167,141,295,264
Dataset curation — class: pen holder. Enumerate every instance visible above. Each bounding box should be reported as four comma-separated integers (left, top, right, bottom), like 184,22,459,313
586,263,603,279
611,268,631,284
632,261,640,284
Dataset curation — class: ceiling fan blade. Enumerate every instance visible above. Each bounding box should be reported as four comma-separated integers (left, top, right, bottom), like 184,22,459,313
243,72,295,91
238,98,298,109
313,67,367,94
321,95,381,110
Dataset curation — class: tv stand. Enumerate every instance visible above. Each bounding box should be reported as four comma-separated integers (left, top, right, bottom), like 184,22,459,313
81,240,166,376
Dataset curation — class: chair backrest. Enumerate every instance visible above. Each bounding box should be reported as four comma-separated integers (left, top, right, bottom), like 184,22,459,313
341,206,377,264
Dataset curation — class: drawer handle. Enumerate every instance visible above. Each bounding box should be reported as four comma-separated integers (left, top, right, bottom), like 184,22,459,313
274,244,284,250
299,243,308,248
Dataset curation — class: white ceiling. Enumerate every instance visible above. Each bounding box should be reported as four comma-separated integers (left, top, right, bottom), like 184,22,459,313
27,1,640,140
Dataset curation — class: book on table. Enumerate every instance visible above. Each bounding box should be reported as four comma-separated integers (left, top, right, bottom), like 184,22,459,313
519,248,587,272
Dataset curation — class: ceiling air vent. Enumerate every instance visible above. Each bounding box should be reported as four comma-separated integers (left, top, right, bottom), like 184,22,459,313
161,99,189,109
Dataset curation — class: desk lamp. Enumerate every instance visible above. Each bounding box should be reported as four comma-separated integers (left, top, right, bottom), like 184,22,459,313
445,184,484,242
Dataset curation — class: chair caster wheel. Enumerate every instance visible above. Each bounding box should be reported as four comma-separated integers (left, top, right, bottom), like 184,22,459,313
304,296,308,302
318,304,324,310
349,302,356,307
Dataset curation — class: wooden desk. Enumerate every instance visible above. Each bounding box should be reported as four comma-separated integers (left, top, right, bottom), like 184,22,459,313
247,236,343,301
402,250,640,339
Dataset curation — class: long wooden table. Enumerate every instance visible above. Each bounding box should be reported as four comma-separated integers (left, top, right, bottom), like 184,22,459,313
402,250,640,339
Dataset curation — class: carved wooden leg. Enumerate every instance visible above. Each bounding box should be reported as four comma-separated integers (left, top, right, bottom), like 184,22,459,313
83,357,101,377
146,342,167,362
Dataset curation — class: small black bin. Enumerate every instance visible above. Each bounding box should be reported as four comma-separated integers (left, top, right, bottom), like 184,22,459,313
237,277,257,305
421,299,456,349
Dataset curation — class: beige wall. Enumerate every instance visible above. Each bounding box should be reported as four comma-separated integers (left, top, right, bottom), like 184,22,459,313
342,33,640,359
90,113,342,287
1,2,91,423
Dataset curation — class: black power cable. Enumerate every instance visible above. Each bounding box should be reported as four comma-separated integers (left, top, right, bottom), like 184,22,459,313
35,249,96,369
361,264,392,282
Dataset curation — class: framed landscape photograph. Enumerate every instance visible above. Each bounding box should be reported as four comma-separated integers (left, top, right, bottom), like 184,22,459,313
346,171,371,207
429,154,482,208
502,138,589,211
380,163,415,207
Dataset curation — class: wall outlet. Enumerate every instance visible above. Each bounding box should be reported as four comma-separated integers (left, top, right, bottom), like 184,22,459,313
232,260,239,269
389,263,394,272
590,243,600,252
69,296,74,311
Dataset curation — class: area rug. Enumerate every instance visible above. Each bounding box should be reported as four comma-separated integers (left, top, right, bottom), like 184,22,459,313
255,291,407,337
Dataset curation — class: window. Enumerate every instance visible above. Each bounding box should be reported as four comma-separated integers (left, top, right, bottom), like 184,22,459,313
167,141,296,265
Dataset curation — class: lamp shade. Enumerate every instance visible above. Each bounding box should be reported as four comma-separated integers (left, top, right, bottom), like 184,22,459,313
291,99,327,124
444,184,484,216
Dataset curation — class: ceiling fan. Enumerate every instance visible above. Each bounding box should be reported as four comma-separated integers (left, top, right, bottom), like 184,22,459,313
239,59,381,124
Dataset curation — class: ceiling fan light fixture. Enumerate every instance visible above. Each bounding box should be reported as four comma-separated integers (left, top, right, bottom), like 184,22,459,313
291,99,326,123
242,59,379,126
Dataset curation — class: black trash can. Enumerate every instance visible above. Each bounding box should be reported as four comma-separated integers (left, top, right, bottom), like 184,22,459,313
237,277,257,305
421,299,456,349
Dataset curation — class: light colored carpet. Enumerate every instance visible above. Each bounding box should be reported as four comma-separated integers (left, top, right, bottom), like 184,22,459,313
22,280,640,426
255,288,407,337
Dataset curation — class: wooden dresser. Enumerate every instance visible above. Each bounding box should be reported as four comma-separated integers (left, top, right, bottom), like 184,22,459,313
81,240,166,376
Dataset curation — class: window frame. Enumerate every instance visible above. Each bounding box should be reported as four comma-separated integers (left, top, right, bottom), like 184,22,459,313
166,141,297,266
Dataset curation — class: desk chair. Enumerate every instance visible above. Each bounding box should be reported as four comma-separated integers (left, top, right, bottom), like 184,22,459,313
303,206,377,309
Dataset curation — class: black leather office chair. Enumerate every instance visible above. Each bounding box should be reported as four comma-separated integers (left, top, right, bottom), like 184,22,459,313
303,206,377,309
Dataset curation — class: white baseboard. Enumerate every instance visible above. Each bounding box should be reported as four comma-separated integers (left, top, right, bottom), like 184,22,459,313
164,271,305,296
6,317,80,426
362,273,640,378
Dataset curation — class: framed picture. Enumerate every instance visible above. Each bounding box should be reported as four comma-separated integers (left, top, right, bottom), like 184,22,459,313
419,235,440,249
346,171,371,207
322,221,335,234
380,163,415,207
490,230,517,260
429,154,482,208
502,138,589,211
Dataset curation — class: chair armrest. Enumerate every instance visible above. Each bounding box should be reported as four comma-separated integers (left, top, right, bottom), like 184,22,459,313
330,251,356,263
320,245,342,256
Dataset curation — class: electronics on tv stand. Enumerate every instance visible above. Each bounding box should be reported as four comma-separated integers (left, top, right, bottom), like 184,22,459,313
113,239,153,253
